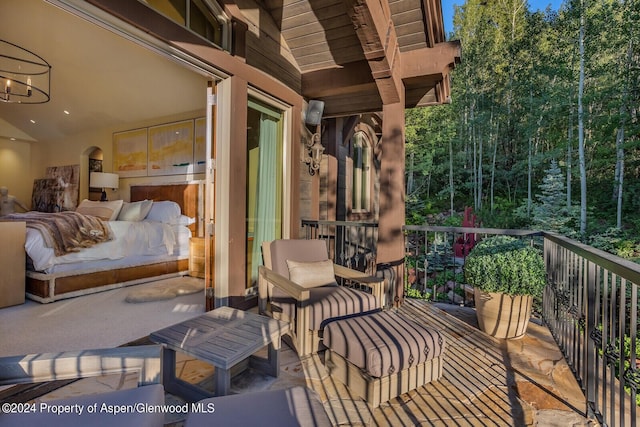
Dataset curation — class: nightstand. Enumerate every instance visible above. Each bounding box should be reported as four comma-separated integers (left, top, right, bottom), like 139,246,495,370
0,221,26,307
189,237,205,278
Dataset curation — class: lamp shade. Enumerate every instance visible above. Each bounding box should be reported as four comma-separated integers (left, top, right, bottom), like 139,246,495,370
90,172,119,189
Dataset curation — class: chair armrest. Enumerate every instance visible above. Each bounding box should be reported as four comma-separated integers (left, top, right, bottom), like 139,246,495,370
258,266,311,302
333,264,385,306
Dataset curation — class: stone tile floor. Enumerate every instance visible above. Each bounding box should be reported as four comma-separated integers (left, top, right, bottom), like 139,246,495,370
6,299,600,426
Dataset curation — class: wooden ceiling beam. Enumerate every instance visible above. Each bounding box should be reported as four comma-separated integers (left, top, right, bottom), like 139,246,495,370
301,60,376,97
344,0,404,105
400,41,461,79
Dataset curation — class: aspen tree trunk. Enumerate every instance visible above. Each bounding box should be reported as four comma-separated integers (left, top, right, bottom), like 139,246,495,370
470,103,477,210
407,152,414,194
615,40,633,229
449,138,454,216
490,119,498,214
615,126,624,228
527,136,532,218
567,106,573,209
477,133,483,211
577,0,587,235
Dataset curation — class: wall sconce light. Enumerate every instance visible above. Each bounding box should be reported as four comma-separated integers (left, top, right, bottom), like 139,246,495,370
90,172,119,201
303,100,325,175
304,132,324,175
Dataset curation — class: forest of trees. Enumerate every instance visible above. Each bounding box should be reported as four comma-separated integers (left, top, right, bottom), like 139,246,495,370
405,0,640,259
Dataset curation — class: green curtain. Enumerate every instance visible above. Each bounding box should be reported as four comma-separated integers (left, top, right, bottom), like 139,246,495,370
250,113,278,284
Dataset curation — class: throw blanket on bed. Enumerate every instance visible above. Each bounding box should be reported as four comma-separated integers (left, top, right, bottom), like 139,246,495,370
5,211,113,256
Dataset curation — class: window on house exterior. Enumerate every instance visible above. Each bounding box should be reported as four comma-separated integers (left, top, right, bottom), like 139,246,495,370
141,0,228,49
351,131,371,213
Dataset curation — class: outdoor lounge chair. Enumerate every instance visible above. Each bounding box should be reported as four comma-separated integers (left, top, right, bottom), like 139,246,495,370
0,345,164,427
258,239,384,356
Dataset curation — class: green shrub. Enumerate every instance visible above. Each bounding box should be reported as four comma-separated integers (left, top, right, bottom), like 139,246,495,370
464,235,546,297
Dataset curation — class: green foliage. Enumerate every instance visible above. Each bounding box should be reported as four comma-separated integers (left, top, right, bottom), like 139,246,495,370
464,236,546,297
405,285,431,300
427,270,465,289
532,160,577,233
442,214,462,227
405,0,640,250
587,227,640,260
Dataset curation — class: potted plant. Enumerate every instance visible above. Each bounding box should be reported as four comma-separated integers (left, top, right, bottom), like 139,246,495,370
464,235,546,339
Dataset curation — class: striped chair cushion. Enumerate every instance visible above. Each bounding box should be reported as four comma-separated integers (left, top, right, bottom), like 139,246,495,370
323,311,446,378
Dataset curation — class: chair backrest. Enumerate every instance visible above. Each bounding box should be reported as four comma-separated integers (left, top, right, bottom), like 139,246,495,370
263,239,330,278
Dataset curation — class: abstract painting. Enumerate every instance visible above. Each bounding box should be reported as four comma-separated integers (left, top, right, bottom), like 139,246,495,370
113,128,148,177
194,117,207,173
148,120,194,176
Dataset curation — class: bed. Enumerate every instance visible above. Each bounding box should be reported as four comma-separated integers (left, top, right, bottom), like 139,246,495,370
16,182,204,303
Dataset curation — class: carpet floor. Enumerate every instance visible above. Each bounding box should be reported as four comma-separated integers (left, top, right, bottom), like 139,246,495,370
0,276,205,357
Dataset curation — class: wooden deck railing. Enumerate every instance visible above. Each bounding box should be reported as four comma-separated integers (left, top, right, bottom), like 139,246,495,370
301,220,639,426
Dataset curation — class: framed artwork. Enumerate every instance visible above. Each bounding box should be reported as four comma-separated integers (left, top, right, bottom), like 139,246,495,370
31,178,61,213
89,158,102,173
46,165,80,211
88,158,103,193
113,128,148,177
194,117,207,173
148,120,194,176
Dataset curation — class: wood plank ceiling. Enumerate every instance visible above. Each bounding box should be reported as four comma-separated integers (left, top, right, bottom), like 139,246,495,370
260,0,459,117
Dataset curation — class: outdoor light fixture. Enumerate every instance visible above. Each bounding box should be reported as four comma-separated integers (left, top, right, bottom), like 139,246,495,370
90,172,119,201
0,39,51,104
303,100,325,175
304,132,324,175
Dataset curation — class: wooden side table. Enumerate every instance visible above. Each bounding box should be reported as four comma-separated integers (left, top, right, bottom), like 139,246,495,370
150,307,289,402
0,221,26,308
189,237,205,278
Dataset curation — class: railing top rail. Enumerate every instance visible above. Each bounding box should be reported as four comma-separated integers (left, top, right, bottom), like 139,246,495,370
543,231,640,284
402,225,543,236
302,219,378,228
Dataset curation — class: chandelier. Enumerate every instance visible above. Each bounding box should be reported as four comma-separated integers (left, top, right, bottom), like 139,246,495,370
0,39,51,104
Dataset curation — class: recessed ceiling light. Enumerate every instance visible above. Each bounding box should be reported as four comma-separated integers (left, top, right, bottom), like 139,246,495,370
63,110,70,115
30,119,36,124
10,137,16,141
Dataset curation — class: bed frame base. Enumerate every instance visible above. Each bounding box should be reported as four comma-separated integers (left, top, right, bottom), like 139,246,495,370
26,258,189,303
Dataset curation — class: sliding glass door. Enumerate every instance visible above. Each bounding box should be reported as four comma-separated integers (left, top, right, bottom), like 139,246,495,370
246,98,283,288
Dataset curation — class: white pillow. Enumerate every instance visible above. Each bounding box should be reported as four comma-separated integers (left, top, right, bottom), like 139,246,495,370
76,199,123,221
117,200,154,221
145,201,181,223
286,259,337,288
173,214,195,226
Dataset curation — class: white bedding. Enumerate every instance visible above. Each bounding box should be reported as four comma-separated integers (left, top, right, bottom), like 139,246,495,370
25,220,187,273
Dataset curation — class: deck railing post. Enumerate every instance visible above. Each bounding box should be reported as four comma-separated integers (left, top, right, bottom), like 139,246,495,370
586,259,597,416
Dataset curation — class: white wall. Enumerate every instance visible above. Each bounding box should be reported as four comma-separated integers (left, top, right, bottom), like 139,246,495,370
0,138,39,210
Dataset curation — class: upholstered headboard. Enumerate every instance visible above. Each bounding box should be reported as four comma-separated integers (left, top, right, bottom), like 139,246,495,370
130,182,203,236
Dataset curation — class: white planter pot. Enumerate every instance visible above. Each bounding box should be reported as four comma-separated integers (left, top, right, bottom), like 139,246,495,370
474,289,533,339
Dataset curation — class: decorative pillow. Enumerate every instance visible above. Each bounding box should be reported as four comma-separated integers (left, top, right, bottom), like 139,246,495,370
172,214,196,226
286,259,337,288
117,199,154,221
145,201,181,223
75,199,123,221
